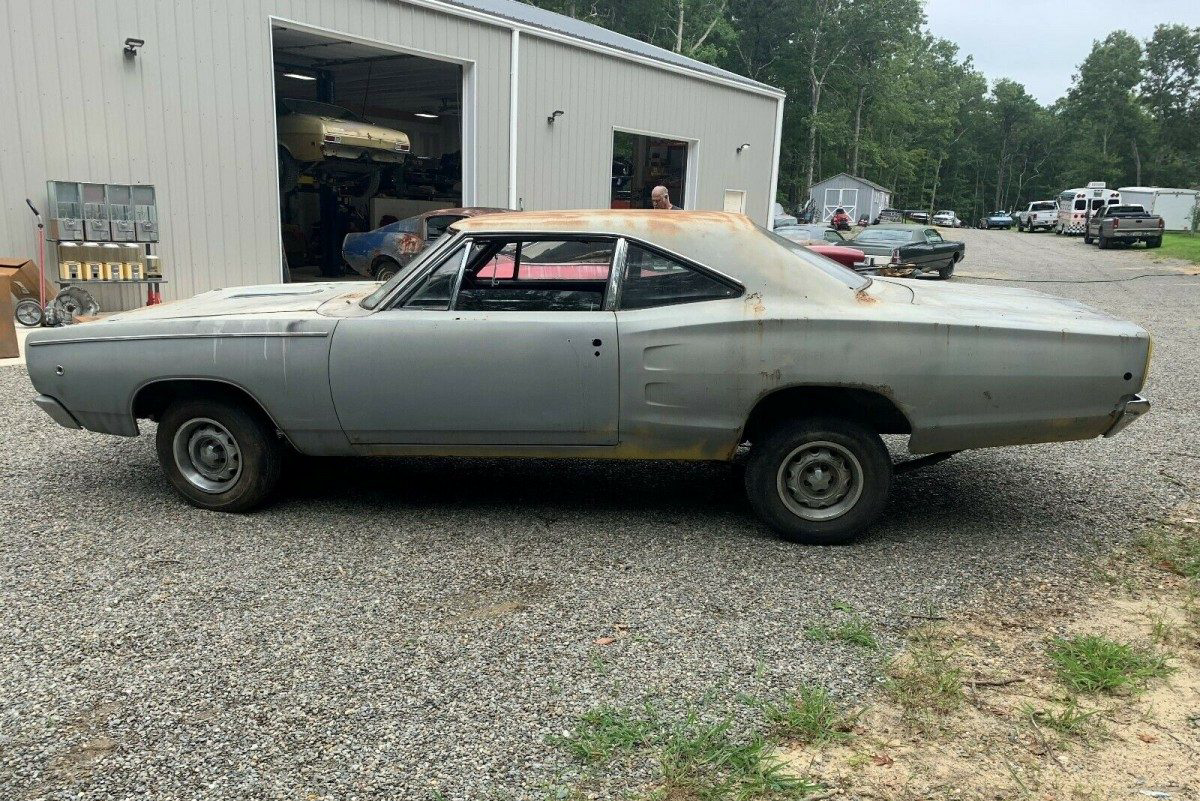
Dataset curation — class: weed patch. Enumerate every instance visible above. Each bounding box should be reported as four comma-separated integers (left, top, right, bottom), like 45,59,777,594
1047,635,1172,695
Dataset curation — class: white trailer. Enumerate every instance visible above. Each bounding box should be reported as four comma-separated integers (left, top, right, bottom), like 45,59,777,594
1118,187,1199,231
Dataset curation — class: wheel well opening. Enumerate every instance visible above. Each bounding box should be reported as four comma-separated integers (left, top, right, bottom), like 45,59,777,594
132,380,277,430
741,386,911,443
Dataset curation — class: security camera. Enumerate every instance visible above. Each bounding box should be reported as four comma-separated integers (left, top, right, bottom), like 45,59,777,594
124,37,145,57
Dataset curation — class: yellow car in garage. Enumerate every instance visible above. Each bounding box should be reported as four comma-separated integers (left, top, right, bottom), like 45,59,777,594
277,98,411,197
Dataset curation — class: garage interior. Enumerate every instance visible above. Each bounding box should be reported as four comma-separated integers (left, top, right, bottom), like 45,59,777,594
272,26,463,280
611,131,689,210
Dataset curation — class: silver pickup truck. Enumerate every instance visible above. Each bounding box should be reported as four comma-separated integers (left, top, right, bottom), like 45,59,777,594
1084,204,1165,249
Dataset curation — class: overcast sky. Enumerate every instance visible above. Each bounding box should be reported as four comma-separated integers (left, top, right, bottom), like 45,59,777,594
923,0,1200,105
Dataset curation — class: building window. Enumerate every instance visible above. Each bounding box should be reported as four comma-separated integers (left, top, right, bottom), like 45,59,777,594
611,131,689,210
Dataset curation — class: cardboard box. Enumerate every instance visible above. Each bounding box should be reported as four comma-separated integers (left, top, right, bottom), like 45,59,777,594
0,258,54,301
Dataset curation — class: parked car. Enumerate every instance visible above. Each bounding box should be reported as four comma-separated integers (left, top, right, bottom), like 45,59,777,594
772,202,798,229
276,98,411,197
25,211,1150,545
342,207,509,280
1083,204,1165,249
847,224,964,279
931,210,961,227
876,208,904,224
903,210,930,224
774,224,848,245
1017,201,1058,232
978,210,1014,230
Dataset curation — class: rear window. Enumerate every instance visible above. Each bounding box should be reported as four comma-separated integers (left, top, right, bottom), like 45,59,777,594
1031,202,1056,211
1108,205,1145,214
852,229,912,245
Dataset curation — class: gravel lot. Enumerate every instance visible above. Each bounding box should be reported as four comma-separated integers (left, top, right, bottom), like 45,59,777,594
2,229,1197,800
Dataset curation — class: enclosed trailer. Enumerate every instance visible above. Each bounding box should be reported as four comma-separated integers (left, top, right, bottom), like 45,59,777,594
1117,187,1199,232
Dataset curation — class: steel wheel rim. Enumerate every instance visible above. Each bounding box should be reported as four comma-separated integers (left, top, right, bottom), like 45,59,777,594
15,301,42,326
776,440,864,522
173,417,243,494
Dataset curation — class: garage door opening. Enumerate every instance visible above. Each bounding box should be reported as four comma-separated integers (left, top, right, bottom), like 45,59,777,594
611,130,689,210
272,25,464,281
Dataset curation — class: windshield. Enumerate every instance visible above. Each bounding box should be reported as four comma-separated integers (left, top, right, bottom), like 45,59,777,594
852,229,913,245
762,229,869,289
281,98,365,121
361,232,454,309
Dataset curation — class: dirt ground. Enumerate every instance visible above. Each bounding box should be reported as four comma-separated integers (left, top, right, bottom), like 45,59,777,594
781,508,1200,801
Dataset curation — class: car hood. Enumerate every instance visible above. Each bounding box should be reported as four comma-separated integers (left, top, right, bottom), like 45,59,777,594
101,283,369,321
868,277,1139,330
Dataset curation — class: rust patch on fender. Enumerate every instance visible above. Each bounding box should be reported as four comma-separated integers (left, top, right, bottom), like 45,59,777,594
855,288,878,304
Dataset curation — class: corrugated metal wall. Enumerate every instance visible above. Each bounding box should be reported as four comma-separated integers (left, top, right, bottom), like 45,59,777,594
516,36,779,224
0,0,780,307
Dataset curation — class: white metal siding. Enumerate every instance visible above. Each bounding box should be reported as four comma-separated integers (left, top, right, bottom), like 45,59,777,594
515,36,779,225
1,0,779,306
0,0,511,305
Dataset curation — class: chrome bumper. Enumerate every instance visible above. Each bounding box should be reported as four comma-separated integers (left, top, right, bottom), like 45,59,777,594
34,394,81,429
1104,394,1150,437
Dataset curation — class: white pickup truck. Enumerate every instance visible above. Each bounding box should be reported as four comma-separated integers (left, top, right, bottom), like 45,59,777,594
1017,201,1058,232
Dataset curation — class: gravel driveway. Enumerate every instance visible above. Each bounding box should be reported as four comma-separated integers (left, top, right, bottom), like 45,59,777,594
2,229,1197,800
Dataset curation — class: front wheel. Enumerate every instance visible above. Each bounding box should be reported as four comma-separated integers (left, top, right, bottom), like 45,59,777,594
938,255,957,280
1083,231,1093,244
155,398,282,512
744,417,892,545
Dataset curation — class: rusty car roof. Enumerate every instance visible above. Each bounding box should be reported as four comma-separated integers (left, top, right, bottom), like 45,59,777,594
450,210,866,299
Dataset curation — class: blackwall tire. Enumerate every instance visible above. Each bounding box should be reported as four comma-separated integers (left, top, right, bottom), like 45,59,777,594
155,398,282,512
744,417,891,545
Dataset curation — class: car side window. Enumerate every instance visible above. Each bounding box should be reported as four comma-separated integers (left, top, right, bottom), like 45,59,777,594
455,238,615,312
404,244,467,309
924,230,943,244
424,215,462,242
619,244,740,310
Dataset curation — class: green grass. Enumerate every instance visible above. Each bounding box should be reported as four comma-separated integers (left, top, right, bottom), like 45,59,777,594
1022,698,1097,737
883,645,964,715
1158,231,1200,264
553,703,657,762
1046,635,1173,695
804,616,878,650
1138,521,1200,580
758,685,856,745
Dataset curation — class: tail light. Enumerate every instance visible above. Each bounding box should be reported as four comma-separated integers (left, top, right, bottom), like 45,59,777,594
1112,218,1119,229
323,134,341,144
890,248,900,265
1158,218,1165,229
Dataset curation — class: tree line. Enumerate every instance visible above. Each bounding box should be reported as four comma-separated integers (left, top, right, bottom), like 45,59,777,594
526,0,1200,221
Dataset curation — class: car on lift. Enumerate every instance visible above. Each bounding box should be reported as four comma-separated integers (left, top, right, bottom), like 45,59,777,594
276,98,411,198
25,211,1151,546
341,207,509,281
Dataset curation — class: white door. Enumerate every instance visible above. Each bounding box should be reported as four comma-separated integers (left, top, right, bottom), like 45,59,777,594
822,187,859,221
723,189,746,213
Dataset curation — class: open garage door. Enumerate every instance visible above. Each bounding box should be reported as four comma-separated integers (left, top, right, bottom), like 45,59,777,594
272,25,465,281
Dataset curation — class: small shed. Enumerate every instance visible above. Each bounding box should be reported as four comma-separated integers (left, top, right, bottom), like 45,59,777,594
809,173,893,224
1117,187,1199,231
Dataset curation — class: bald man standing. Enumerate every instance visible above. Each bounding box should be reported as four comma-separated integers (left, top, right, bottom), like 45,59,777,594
651,185,681,210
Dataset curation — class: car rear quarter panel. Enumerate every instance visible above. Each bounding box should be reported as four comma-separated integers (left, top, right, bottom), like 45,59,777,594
26,316,346,453
615,289,1148,457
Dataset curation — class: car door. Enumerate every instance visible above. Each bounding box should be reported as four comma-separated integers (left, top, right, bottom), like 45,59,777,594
921,229,952,269
328,236,619,446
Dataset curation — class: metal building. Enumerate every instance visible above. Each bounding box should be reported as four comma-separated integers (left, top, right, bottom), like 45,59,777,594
808,173,893,224
0,0,784,308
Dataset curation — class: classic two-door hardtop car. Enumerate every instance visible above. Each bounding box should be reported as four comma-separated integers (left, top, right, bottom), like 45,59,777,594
25,211,1151,544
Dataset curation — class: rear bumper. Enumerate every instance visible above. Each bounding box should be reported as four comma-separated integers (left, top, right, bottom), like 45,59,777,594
34,394,82,429
1104,394,1151,437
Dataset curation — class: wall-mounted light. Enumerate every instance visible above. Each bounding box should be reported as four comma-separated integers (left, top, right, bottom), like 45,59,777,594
282,71,317,81
124,37,145,58
547,109,565,125
737,142,751,154
414,112,439,119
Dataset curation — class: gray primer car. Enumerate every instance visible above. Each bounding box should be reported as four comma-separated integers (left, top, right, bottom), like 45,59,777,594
25,211,1152,544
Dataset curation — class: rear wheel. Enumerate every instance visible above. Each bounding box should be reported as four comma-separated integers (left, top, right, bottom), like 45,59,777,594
1147,237,1162,249
372,257,402,282
1083,231,1093,244
744,417,891,545
279,148,300,194
1098,234,1110,249
155,398,282,512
